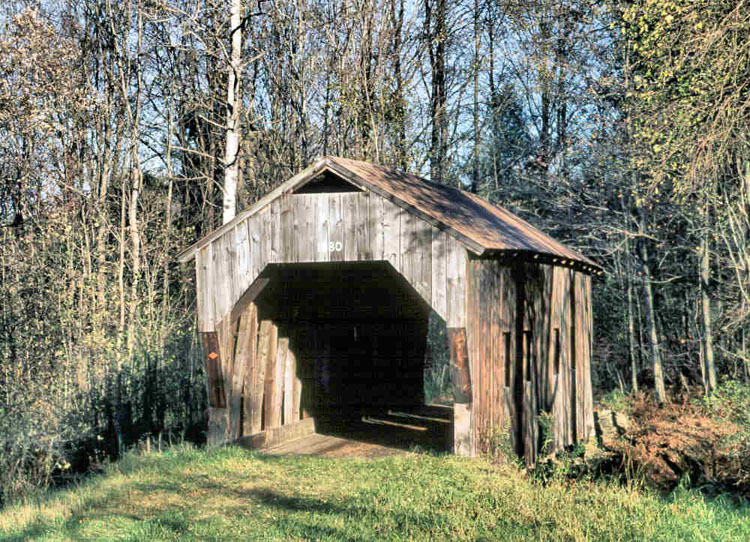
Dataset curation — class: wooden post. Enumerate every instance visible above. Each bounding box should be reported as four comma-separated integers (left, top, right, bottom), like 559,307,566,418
253,320,272,433
448,327,473,456
263,324,280,429
283,340,298,424
201,331,228,446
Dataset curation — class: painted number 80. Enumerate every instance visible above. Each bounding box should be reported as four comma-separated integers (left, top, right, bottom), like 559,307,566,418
329,241,343,252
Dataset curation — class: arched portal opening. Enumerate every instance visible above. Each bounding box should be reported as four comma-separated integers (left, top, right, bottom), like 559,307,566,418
251,261,452,452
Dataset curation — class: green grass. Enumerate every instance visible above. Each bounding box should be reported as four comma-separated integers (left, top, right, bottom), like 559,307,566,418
0,444,748,541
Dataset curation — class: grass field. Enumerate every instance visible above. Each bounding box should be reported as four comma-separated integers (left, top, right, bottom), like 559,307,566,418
0,444,748,541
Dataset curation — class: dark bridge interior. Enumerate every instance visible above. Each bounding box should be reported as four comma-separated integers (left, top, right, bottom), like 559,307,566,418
254,262,451,452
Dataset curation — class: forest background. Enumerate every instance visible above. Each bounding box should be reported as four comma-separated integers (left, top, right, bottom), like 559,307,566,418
1,0,749,504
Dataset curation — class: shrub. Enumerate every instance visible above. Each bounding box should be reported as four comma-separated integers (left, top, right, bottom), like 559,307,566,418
606,392,749,497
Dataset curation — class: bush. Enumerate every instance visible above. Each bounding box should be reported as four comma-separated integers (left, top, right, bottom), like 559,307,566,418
604,390,750,497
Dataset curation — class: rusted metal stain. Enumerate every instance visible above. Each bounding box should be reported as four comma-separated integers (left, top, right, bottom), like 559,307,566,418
448,327,472,404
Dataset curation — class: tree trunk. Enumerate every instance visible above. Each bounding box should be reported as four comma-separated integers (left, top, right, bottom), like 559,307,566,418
471,0,480,194
425,0,447,183
700,229,717,393
626,257,638,393
640,240,666,403
223,0,243,224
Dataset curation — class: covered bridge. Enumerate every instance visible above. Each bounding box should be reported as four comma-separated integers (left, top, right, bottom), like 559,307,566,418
177,156,598,463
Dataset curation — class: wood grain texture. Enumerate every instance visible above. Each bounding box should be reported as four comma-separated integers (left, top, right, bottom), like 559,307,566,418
263,322,279,430
269,335,287,429
253,320,272,433
464,260,594,464
201,331,225,408
241,303,259,436
196,191,468,331
185,163,596,460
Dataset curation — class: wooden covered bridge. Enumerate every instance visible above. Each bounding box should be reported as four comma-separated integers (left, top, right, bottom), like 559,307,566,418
178,157,598,463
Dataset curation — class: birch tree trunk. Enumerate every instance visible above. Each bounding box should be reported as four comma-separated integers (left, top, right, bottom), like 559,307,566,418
223,0,243,224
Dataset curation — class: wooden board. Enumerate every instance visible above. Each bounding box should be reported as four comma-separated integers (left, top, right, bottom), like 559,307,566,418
241,303,259,436
196,191,467,331
253,320,272,433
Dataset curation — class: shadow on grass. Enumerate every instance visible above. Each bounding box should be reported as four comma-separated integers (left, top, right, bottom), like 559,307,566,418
2,452,515,542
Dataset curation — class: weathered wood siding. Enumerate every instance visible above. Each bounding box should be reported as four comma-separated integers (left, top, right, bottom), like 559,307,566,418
195,192,467,333
466,259,594,463
194,186,594,461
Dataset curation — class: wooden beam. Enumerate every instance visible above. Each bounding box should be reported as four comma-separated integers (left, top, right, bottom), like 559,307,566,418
241,303,259,436
252,320,272,433
201,332,226,408
283,340,298,425
230,276,271,324
269,336,288,429
448,328,472,403
235,417,315,451
263,323,280,429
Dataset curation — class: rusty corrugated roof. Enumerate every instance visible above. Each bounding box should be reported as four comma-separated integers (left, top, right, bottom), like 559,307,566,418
325,156,598,269
177,156,598,271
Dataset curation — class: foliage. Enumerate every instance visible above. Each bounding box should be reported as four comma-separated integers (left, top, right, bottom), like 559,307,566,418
599,388,630,414
604,392,750,497
423,311,453,404
1,445,748,541
477,421,518,466
2,0,750,507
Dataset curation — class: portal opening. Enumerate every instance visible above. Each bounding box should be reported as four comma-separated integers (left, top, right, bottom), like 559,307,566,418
253,261,452,452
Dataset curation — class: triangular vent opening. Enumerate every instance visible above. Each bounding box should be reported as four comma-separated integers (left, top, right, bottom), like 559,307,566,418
293,170,363,194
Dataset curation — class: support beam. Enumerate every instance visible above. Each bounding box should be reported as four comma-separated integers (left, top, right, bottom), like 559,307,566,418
448,327,474,456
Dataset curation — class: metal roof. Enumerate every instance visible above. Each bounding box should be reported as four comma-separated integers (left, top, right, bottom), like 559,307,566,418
177,156,598,271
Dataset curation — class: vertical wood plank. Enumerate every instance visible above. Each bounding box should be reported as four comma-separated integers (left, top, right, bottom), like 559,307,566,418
201,331,226,408
226,226,241,306
328,194,344,262
354,192,370,259
489,262,503,429
281,193,294,264
248,214,262,287
446,236,466,327
253,320,272,433
431,229,448,320
400,210,417,287
283,338,297,424
294,194,316,263
415,219,432,303
550,265,566,450
231,305,254,438
269,198,282,263
500,266,514,429
382,199,401,268
217,314,236,435
265,330,285,429
211,239,229,326
196,245,214,331
241,302,259,436
369,194,384,259
582,274,595,439
343,193,357,261
234,219,252,294
316,194,330,262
